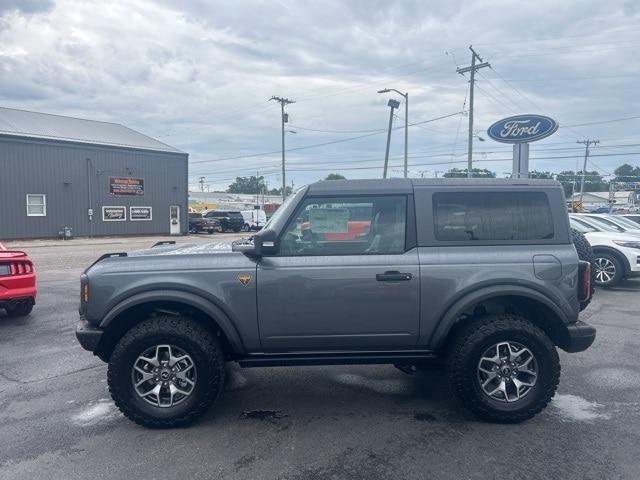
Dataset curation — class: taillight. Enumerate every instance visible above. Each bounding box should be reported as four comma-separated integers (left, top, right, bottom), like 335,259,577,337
1,260,34,276
578,260,591,301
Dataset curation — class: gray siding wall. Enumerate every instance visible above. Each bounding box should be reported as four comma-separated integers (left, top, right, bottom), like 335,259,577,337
0,136,188,239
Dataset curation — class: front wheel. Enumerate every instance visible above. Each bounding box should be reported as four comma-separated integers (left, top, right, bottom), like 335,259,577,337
447,314,560,423
107,316,225,428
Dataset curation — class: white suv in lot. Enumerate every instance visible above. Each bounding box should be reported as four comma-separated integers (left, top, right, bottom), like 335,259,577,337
570,217,640,287
577,213,640,235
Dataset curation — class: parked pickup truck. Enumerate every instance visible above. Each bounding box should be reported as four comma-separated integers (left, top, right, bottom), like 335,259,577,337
76,179,595,428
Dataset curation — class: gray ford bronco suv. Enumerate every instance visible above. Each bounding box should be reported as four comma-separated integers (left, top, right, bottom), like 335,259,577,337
76,178,595,427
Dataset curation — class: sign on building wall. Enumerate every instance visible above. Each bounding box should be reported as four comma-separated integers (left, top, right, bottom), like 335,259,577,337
130,206,152,221
102,206,126,221
110,177,144,196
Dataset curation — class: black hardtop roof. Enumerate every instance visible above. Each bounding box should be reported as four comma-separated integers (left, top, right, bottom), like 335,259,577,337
307,178,562,195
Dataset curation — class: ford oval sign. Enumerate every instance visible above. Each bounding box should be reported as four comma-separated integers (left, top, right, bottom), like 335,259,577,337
487,114,558,144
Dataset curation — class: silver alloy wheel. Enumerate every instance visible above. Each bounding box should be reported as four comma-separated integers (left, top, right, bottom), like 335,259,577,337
594,257,616,284
477,341,538,403
132,344,197,408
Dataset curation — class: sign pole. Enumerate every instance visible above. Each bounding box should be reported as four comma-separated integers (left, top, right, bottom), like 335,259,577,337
512,143,530,179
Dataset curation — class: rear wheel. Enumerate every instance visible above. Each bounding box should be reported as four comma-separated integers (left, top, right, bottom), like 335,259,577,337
5,302,33,317
593,252,623,287
108,315,225,428
447,314,560,423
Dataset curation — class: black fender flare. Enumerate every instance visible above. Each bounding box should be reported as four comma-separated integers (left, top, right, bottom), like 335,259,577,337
100,289,246,354
429,284,571,350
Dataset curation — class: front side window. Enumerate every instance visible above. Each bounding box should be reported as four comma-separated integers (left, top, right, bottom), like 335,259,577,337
434,192,554,242
279,195,407,256
26,194,46,216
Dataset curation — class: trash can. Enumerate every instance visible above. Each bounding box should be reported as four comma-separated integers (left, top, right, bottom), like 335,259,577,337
64,227,73,239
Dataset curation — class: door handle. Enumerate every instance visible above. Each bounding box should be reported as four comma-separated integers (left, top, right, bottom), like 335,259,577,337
376,271,412,282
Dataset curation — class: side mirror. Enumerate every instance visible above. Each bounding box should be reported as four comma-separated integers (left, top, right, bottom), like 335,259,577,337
255,229,278,255
231,229,278,257
231,239,261,257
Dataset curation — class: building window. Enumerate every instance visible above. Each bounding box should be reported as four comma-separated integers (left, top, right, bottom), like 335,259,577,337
26,194,47,217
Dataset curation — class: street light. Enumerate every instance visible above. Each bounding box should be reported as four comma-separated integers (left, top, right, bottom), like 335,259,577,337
378,88,408,178
380,98,400,179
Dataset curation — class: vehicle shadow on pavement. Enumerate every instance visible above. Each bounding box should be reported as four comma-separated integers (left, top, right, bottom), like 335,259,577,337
202,363,469,426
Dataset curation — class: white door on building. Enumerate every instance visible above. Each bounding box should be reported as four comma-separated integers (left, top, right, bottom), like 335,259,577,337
169,205,180,235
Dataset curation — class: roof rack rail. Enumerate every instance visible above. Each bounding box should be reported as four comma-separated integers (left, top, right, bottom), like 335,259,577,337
87,252,127,270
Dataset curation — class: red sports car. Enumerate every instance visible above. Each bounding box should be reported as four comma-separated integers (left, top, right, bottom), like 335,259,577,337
0,243,37,317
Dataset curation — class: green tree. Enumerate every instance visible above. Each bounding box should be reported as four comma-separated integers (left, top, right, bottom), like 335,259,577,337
556,170,608,197
528,171,554,179
269,186,293,196
443,168,496,178
227,176,266,194
324,173,347,181
613,163,640,183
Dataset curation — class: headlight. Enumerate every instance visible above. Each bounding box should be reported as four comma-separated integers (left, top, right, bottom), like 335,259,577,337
613,240,640,249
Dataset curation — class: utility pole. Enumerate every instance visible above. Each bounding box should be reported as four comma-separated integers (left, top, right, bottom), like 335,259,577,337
457,46,490,178
199,176,205,192
577,139,599,204
269,96,295,202
383,99,400,179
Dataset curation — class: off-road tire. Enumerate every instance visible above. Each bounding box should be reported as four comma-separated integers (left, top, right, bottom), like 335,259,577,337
108,315,225,428
5,302,34,317
447,314,560,423
571,228,595,310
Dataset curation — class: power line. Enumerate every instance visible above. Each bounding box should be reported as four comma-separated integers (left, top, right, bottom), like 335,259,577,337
189,142,640,179
562,116,640,128
190,111,463,165
287,125,386,134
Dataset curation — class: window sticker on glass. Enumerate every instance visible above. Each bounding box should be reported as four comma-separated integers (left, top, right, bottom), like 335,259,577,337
309,208,349,233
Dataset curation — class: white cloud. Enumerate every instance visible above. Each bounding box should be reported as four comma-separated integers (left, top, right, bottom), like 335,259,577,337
0,0,639,190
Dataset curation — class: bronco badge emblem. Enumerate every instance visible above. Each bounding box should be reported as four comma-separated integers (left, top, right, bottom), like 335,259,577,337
238,274,252,286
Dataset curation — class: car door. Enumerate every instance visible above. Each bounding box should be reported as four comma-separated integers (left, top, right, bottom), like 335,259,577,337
256,194,420,352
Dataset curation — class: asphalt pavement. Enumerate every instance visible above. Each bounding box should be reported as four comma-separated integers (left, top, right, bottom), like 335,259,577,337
1,235,639,480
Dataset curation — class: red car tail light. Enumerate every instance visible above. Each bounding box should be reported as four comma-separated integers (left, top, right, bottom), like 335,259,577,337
578,260,591,302
1,260,34,276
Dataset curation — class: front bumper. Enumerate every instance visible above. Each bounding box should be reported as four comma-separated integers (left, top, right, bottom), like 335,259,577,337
76,318,103,352
562,320,596,353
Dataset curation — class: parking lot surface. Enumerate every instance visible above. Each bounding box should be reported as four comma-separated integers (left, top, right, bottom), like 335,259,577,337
1,235,639,480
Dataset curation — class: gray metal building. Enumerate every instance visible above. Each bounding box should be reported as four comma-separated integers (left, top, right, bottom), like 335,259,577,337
0,107,188,240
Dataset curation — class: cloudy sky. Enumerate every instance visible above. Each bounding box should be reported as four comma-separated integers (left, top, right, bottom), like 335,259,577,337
1,0,639,191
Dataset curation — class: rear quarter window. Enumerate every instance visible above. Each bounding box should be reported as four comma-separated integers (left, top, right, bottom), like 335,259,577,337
433,191,554,242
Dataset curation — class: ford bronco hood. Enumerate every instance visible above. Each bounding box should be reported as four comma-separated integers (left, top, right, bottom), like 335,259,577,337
128,241,234,257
